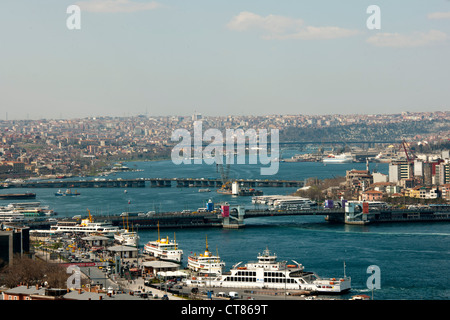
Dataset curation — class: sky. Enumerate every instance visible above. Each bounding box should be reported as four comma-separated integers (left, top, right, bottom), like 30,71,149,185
0,0,449,120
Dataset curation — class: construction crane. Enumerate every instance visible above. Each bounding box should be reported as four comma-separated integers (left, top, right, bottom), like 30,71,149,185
400,139,416,163
216,154,232,194
87,209,93,222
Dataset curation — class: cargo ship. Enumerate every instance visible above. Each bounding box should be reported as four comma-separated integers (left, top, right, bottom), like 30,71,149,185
0,193,36,200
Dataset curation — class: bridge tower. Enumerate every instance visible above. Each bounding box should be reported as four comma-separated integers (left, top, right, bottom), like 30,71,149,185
222,206,245,229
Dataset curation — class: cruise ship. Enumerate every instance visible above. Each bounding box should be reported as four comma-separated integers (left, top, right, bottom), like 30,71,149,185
143,223,183,263
189,248,351,294
187,236,225,276
322,153,353,164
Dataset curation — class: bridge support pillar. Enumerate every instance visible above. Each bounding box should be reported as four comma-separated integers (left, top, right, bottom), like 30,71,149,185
222,206,245,229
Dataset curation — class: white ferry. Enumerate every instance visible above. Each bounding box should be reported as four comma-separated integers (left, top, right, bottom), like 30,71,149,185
114,230,139,247
114,216,140,247
49,211,120,236
273,198,317,209
0,211,25,223
1,202,55,217
143,223,183,263
192,248,351,294
187,236,225,276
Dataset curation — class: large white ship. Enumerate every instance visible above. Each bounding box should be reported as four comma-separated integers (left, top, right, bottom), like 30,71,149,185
114,216,139,247
322,153,353,164
187,236,225,276
187,248,351,294
49,210,120,236
143,223,183,263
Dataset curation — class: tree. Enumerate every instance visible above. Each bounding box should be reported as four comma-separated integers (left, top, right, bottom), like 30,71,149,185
0,255,68,288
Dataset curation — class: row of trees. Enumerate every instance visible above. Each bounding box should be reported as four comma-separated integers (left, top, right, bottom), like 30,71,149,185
0,255,68,288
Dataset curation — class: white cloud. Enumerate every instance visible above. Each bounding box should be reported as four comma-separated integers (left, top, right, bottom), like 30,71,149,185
227,11,304,34
427,11,450,20
366,30,448,48
227,11,360,40
75,0,161,13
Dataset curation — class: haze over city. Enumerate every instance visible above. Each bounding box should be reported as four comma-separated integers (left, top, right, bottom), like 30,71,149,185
1,0,449,119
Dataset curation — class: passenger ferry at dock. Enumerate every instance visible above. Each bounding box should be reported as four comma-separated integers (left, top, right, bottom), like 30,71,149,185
49,211,120,236
187,236,225,276
114,216,140,247
187,248,351,294
143,223,183,263
114,230,139,247
0,211,25,223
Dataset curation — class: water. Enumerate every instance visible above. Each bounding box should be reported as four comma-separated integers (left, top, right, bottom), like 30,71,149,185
2,156,449,300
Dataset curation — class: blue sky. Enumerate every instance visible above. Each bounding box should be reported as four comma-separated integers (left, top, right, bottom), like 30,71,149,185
1,0,449,119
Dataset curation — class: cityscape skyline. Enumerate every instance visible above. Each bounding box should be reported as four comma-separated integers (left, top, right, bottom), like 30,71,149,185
1,1,449,119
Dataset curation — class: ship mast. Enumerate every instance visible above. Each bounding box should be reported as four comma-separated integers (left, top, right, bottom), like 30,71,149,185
157,221,160,242
174,232,177,250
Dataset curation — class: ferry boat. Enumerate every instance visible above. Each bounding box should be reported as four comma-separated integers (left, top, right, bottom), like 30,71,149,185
273,197,317,209
114,230,139,246
0,211,25,223
187,236,225,276
190,248,351,294
49,210,120,236
322,153,353,164
114,216,139,247
143,223,183,263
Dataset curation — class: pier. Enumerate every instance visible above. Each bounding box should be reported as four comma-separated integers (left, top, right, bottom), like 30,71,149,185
6,178,304,189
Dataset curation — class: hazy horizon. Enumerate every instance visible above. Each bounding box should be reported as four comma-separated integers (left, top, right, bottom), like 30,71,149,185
1,1,449,120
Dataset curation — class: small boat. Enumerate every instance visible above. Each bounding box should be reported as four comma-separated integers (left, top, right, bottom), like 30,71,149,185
198,188,211,193
55,189,80,196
